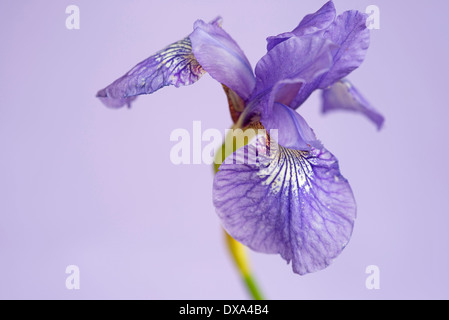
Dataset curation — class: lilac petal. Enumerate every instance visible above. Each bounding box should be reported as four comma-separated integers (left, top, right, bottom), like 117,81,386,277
209,16,223,27
97,37,205,108
322,79,385,130
256,34,334,91
190,20,255,101
290,11,370,109
289,80,321,110
261,102,322,150
254,35,336,114
266,1,336,51
266,32,296,52
96,95,137,109
291,1,336,36
213,140,356,275
319,10,370,88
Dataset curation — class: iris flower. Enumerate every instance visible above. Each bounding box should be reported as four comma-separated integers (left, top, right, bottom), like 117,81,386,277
97,1,383,283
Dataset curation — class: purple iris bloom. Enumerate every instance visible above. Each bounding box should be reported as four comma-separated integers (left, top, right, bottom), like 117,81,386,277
97,1,384,275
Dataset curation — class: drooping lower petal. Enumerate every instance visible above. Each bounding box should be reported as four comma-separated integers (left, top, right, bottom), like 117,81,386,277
213,139,356,275
190,20,255,101
322,79,385,130
96,37,205,108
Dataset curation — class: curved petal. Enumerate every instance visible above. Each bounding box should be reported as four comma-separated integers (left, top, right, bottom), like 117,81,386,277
261,102,322,150
240,35,335,127
213,140,356,275
266,32,296,52
96,37,205,108
289,10,370,109
322,79,385,130
252,35,336,117
292,1,336,36
242,23,338,125
190,20,255,101
255,36,335,96
319,10,370,88
266,1,336,51
209,16,224,27
290,79,321,109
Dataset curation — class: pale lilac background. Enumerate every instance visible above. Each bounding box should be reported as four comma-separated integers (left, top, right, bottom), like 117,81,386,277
0,0,448,300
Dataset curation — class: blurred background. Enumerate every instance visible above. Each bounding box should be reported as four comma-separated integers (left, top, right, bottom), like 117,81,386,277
0,0,448,299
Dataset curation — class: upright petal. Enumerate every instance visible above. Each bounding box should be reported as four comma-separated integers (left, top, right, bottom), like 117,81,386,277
266,32,296,52
319,10,370,88
253,35,336,115
213,139,356,275
291,1,336,36
322,79,385,130
266,1,336,51
190,20,255,101
289,10,370,109
97,37,205,108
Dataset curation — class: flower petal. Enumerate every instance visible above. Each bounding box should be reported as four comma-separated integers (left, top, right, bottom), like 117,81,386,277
288,10,370,109
253,35,336,114
290,80,321,110
266,32,296,52
292,1,337,36
96,37,205,108
266,1,336,51
213,139,356,275
319,10,370,88
261,102,322,150
322,79,385,130
190,20,255,101
256,36,335,96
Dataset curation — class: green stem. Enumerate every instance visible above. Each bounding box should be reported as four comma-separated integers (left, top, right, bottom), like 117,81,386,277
243,274,265,300
224,231,265,300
